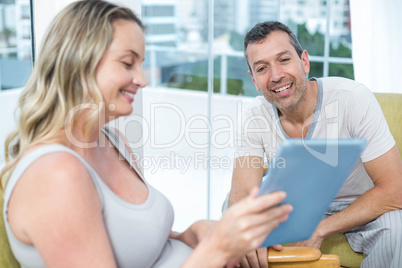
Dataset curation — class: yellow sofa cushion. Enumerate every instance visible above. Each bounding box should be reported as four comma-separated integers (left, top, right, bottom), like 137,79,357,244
321,234,363,268
0,190,20,268
374,93,402,158
321,93,402,268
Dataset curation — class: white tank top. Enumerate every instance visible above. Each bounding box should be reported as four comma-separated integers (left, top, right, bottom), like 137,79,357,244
3,126,192,267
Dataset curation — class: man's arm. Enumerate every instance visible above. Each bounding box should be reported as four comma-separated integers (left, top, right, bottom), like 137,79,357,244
228,156,265,207
292,145,402,248
228,156,286,268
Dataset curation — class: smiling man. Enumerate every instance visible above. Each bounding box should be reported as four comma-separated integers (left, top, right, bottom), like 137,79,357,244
226,21,402,268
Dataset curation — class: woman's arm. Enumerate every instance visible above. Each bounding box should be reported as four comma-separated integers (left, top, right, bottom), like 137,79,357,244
169,220,217,249
7,152,117,268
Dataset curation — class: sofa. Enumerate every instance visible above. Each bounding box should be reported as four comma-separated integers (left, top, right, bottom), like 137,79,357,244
0,191,19,268
1,93,401,267
320,93,402,267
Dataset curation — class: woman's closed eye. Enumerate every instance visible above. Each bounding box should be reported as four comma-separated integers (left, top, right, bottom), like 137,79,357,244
122,61,134,68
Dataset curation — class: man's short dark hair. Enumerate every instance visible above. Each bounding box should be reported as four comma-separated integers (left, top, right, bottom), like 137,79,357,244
244,21,303,72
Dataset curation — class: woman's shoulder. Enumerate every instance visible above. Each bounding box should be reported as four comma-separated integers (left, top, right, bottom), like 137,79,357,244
20,144,86,173
29,148,86,173
11,144,94,193
6,145,103,250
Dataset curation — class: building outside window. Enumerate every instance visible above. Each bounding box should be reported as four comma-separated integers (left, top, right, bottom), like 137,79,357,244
142,0,353,96
0,0,32,90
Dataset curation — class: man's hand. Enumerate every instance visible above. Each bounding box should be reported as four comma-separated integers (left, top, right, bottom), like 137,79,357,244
288,232,324,249
239,247,268,268
237,245,283,268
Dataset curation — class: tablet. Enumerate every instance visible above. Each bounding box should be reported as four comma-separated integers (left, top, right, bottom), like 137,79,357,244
258,138,367,247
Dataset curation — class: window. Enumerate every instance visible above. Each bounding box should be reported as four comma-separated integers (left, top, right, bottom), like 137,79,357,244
143,5,174,17
140,0,354,231
21,4,29,19
147,23,175,35
0,0,32,90
281,0,353,78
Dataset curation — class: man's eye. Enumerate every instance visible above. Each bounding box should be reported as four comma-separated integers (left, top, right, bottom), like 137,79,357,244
281,58,290,62
257,67,265,72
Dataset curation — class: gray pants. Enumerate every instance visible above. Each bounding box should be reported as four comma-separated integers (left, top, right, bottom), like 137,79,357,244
327,202,402,268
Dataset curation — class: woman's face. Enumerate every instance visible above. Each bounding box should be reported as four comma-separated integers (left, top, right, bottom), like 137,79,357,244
95,19,146,120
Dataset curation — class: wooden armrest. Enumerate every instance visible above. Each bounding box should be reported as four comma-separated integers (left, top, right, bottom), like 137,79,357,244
267,247,340,268
267,247,321,262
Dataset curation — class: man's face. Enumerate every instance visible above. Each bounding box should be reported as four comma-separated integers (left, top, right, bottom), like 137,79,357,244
246,30,310,111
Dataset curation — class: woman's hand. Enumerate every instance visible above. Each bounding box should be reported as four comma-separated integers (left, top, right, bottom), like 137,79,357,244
181,187,292,267
182,188,292,267
210,187,292,260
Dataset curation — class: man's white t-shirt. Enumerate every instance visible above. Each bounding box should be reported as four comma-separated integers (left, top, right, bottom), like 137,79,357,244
236,77,395,202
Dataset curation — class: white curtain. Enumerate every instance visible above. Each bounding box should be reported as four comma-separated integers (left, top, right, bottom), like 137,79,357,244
350,0,402,93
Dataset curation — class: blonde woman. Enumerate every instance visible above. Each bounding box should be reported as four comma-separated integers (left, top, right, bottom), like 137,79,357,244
1,1,292,267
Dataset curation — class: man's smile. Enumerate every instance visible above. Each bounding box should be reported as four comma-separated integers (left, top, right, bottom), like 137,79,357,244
272,83,292,93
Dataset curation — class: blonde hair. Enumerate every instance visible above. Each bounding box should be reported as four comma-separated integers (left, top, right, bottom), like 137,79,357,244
1,0,143,192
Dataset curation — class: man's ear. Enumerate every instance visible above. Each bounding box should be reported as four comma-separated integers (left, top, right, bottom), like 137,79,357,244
248,70,261,92
301,50,310,75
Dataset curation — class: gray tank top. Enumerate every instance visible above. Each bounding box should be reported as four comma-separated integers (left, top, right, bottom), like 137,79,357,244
3,126,192,268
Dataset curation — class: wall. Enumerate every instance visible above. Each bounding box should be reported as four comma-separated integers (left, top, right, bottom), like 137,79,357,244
351,0,402,92
0,88,22,166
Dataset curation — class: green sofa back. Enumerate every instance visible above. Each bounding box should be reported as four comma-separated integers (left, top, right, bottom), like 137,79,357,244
374,93,402,158
316,93,402,268
0,190,19,268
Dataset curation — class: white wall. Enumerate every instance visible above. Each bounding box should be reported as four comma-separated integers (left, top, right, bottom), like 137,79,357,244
32,0,76,53
141,88,254,230
350,0,402,92
0,89,22,166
